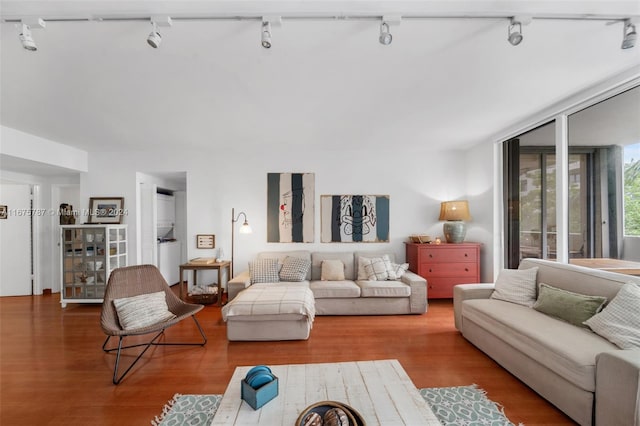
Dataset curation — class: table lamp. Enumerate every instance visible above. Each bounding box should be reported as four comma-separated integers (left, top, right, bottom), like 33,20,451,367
439,200,471,244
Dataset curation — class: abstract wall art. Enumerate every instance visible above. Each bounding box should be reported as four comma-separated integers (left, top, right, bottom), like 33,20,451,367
267,173,315,242
321,195,390,243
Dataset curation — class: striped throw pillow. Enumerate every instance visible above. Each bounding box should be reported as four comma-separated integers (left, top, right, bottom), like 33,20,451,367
584,283,640,349
249,259,280,284
113,291,176,330
279,256,311,282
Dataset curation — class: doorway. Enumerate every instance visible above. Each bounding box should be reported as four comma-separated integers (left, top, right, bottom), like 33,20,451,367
0,183,34,296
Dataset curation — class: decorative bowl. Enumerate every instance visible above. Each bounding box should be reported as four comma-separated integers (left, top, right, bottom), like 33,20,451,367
296,400,365,426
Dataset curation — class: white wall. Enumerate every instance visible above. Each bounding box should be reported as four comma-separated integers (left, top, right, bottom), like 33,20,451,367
81,144,495,282
1,126,88,172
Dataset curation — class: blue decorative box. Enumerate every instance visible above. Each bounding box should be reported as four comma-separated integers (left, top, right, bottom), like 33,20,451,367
241,375,279,410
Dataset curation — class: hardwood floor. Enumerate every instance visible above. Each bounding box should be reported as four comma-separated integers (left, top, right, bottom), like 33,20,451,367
0,294,576,425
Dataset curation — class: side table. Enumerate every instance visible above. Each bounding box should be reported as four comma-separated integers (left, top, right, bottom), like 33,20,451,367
178,260,231,307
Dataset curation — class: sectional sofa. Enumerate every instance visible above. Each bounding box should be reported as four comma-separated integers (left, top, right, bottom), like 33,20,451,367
223,250,427,340
228,250,427,315
454,258,640,426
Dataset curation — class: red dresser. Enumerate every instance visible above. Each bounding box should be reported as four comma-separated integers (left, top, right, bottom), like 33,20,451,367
405,242,481,299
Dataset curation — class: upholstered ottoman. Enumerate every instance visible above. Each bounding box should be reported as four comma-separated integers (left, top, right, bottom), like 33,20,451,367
221,284,316,341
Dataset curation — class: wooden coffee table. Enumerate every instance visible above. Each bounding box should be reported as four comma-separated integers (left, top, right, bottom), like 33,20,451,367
210,359,440,425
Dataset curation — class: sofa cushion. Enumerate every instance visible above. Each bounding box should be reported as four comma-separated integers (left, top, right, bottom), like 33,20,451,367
310,280,361,298
320,259,345,281
584,282,640,349
357,280,411,298
279,256,312,282
489,267,538,307
249,259,280,284
533,283,606,328
462,298,618,392
311,252,355,280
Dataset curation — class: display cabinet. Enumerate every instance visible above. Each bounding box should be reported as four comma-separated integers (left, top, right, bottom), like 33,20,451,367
60,225,127,307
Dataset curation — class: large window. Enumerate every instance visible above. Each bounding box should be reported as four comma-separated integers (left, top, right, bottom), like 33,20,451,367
503,84,640,266
625,142,640,236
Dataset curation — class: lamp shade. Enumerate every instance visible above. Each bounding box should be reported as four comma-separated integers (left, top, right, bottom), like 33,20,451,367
439,200,471,222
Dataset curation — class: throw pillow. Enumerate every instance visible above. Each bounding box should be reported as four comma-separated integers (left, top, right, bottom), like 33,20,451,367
321,260,346,281
387,263,409,280
249,258,280,284
113,291,176,330
363,257,391,281
584,282,640,349
489,267,539,307
279,256,311,282
357,255,392,280
533,283,607,328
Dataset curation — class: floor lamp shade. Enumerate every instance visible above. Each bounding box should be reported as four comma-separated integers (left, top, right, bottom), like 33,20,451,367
439,201,471,244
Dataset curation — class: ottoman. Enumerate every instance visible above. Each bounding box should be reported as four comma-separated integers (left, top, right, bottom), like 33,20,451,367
221,283,316,341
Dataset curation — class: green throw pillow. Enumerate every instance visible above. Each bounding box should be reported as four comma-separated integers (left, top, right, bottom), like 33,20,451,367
533,283,607,328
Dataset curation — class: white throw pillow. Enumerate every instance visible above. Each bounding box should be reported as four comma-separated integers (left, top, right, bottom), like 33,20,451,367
249,258,280,284
321,260,346,281
584,282,640,349
489,267,539,307
357,255,392,280
387,263,409,280
362,257,391,281
113,291,176,330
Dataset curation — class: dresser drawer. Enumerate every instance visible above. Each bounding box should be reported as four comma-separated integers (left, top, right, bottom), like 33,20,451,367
418,247,478,263
427,278,477,298
420,262,478,278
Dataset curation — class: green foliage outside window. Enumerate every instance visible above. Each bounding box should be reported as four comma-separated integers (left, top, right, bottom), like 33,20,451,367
625,159,640,236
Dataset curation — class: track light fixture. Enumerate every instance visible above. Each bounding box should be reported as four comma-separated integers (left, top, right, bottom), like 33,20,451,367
18,18,45,51
261,21,272,48
379,22,392,45
147,22,161,48
19,23,37,51
621,19,637,49
508,18,523,46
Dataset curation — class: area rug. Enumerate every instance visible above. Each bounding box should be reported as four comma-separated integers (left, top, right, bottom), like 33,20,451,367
152,385,519,426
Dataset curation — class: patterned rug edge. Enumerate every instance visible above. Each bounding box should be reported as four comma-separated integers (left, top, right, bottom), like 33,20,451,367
152,386,523,426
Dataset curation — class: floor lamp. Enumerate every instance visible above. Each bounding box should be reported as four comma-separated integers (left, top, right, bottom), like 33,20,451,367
231,208,252,278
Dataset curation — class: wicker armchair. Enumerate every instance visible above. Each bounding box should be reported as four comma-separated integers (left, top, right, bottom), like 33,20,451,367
101,265,207,384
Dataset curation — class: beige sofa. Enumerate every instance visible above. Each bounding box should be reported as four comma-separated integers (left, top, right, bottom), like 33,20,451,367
228,250,427,315
453,258,640,426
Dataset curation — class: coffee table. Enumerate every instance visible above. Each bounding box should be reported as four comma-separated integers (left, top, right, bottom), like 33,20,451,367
210,359,440,425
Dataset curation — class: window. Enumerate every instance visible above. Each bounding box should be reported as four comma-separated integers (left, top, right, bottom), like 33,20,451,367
625,142,640,236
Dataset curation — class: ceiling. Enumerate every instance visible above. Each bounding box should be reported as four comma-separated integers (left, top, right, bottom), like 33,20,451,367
1,1,640,165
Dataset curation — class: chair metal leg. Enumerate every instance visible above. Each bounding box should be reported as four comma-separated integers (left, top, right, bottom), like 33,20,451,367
102,315,207,384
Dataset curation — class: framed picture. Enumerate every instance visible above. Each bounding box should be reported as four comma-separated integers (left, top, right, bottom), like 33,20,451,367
0,205,6,219
267,172,315,242
321,194,390,242
88,197,125,224
196,234,215,249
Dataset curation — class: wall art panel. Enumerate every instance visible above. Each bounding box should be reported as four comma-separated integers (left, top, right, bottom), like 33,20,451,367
321,195,389,243
267,173,314,242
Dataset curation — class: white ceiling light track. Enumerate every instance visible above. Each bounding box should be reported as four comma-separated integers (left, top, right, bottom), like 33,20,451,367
4,12,638,51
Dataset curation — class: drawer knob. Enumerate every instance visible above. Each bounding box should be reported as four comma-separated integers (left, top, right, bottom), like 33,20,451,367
429,254,433,258
429,269,432,273
465,268,469,272
464,253,468,257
